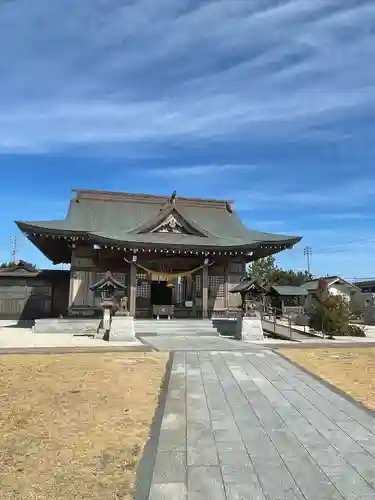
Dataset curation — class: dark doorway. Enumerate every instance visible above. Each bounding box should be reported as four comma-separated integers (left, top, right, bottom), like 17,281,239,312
151,281,173,305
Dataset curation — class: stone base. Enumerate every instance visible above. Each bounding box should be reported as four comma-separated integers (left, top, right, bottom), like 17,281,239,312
109,316,135,342
239,316,264,342
33,318,101,334
212,318,238,337
68,306,100,318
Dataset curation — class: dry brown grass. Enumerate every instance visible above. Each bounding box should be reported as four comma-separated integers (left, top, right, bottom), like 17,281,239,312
0,352,168,500
279,347,375,410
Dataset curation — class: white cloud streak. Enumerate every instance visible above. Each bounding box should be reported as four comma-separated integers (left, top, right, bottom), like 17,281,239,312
0,0,374,152
145,164,256,177
235,177,375,209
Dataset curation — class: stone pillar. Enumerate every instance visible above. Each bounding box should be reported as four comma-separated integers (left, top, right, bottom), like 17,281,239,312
129,263,137,317
202,264,208,319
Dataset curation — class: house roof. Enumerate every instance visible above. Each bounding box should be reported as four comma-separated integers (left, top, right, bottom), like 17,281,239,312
16,189,302,263
0,261,69,280
301,276,361,292
270,285,308,297
354,279,375,289
0,260,38,276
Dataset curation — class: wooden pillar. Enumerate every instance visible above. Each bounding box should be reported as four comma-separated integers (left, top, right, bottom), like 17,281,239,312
69,270,84,307
224,263,229,310
129,263,137,317
202,264,208,319
87,271,96,306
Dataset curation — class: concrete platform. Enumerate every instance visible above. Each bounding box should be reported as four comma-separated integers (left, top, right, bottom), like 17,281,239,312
33,318,101,334
0,326,143,349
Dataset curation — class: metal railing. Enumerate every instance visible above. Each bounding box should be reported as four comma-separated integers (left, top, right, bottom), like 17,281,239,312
261,307,293,340
262,306,316,340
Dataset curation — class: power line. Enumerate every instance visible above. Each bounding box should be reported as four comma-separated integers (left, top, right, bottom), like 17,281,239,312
301,238,375,255
314,244,375,255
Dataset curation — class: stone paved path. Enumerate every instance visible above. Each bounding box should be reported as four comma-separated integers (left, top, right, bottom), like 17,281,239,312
138,335,266,352
148,349,375,500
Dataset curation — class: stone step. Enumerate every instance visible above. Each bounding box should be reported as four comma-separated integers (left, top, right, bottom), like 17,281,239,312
134,324,218,329
138,330,219,337
134,324,216,329
135,324,214,328
134,321,214,325
134,319,238,337
135,328,216,331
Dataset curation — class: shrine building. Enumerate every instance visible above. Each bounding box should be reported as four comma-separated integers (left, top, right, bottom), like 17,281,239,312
16,189,301,319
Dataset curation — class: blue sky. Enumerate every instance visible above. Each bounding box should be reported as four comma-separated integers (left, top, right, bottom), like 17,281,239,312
0,0,375,280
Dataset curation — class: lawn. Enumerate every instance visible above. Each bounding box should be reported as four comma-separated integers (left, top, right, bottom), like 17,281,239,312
0,352,168,500
279,347,375,411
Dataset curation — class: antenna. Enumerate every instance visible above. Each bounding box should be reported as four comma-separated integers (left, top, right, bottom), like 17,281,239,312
10,236,17,264
304,246,312,274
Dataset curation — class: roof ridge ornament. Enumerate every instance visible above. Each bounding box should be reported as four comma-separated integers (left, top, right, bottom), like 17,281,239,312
152,213,185,234
169,190,177,204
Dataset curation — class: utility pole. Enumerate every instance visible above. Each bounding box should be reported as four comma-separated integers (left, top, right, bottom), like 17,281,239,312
304,246,312,274
10,236,17,264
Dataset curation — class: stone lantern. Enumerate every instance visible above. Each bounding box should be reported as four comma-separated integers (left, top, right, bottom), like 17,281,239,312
90,271,127,334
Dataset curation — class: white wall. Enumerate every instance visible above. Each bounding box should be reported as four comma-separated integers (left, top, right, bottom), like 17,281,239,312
328,284,351,300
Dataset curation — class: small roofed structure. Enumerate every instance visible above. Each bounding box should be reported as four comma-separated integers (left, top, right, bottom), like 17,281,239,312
229,278,267,314
90,270,127,298
268,285,308,317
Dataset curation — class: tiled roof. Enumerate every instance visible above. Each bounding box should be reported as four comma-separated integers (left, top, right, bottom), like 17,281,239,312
270,285,308,297
16,189,301,251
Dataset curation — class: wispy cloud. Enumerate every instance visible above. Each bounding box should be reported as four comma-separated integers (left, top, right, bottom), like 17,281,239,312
322,212,375,221
0,0,374,152
145,164,256,177
235,177,375,209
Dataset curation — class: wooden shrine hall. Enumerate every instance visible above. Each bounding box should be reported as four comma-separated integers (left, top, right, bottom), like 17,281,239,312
16,189,301,319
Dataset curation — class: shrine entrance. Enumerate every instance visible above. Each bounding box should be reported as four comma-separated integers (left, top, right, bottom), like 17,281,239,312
150,281,173,306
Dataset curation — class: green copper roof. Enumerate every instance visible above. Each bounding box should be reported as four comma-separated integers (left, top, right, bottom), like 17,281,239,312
16,189,302,253
229,279,257,293
270,285,308,297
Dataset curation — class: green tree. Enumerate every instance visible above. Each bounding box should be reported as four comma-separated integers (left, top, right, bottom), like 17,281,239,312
247,256,276,284
271,268,313,286
248,257,313,286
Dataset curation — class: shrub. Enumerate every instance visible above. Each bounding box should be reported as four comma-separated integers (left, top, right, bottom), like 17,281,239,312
347,324,366,337
310,295,352,336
